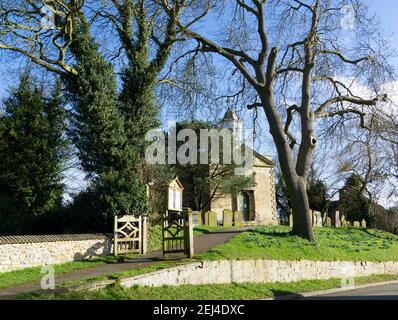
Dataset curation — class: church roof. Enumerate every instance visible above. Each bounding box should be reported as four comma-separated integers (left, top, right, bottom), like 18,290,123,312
222,109,241,123
236,143,274,167
246,145,275,167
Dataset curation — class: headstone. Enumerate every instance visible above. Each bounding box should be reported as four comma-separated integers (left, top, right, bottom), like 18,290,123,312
205,211,218,227
223,209,233,227
289,213,293,227
326,217,332,227
234,210,243,227
353,221,360,228
191,210,202,226
314,211,322,227
340,215,347,227
361,219,367,228
334,211,341,228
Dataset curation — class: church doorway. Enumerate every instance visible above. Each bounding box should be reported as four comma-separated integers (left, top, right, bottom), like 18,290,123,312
239,192,250,221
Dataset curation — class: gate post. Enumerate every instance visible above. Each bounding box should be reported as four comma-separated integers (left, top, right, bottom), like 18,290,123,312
141,216,148,255
184,210,194,258
114,215,118,256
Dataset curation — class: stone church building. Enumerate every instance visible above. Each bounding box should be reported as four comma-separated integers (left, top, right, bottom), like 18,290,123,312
179,110,279,226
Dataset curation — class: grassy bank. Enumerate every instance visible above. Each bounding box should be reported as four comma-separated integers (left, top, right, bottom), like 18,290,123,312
199,226,398,262
19,274,398,300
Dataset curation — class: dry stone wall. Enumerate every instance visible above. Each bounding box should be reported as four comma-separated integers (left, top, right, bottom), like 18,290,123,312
120,259,398,287
0,234,112,273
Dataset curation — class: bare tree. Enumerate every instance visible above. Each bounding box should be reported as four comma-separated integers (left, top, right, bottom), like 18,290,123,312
171,0,394,240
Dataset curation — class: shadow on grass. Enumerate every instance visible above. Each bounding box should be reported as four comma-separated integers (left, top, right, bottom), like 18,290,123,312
245,228,293,239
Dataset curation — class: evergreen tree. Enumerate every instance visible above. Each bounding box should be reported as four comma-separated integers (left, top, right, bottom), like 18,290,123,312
0,75,67,234
65,13,148,221
339,174,376,227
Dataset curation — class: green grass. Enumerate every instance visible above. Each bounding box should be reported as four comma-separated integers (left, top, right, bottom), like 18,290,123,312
198,226,398,262
0,225,228,290
0,256,122,290
19,274,398,300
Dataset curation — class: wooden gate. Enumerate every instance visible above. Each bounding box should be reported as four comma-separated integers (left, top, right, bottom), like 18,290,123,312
162,210,194,258
114,215,148,256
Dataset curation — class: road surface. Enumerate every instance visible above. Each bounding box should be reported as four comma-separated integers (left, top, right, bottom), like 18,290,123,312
307,283,398,300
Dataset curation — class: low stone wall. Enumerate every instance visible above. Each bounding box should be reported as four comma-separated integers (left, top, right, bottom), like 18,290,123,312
120,259,398,287
0,234,112,273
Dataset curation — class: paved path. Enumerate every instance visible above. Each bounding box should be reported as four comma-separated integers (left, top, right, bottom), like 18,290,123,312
306,283,398,300
0,227,250,299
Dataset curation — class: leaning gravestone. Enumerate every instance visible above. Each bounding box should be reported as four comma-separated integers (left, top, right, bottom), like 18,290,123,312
353,221,361,228
223,209,233,227
206,211,218,227
361,219,367,228
234,210,243,227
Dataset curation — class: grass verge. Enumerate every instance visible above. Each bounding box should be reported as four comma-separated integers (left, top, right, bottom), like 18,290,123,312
18,274,398,300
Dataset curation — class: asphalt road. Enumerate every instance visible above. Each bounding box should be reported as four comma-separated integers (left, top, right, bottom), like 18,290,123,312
307,283,398,300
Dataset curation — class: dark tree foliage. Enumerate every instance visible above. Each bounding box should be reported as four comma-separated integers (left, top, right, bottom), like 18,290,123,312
65,13,148,218
276,167,330,224
0,75,67,234
275,169,290,224
339,174,376,227
307,167,330,213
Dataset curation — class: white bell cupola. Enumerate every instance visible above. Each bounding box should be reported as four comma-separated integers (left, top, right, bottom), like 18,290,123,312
221,109,243,144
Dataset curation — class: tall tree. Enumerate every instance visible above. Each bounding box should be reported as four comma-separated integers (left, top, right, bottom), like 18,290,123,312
65,8,149,217
97,0,210,159
339,174,376,226
0,75,67,233
173,0,393,240
0,1,150,217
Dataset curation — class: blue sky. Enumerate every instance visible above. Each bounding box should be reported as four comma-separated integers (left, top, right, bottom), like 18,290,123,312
1,1,397,100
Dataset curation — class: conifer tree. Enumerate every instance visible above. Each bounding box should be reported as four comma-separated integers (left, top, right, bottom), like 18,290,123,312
65,12,148,218
0,75,67,233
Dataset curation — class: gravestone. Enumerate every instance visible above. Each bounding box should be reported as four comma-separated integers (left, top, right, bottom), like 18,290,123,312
205,211,218,227
334,211,341,228
340,215,347,227
234,210,243,227
361,219,367,228
313,211,322,227
326,217,332,227
191,210,202,227
223,209,233,227
289,214,293,227
353,221,360,228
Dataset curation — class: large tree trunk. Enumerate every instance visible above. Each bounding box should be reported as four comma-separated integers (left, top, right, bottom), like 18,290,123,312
260,90,315,242
290,177,314,241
